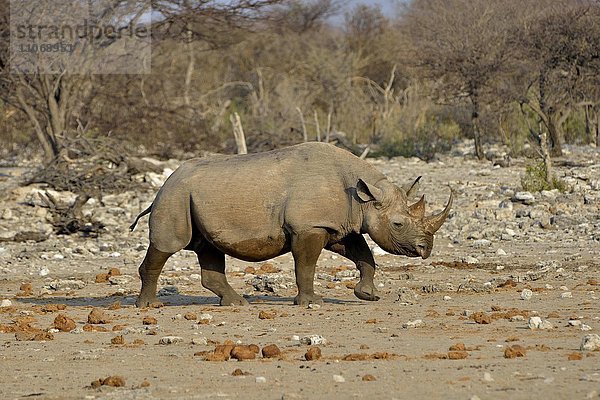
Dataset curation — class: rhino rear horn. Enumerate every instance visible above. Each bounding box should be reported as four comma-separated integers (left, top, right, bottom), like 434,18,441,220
424,188,453,233
409,195,426,219
403,176,422,198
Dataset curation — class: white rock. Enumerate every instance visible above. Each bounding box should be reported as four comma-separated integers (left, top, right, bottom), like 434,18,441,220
464,256,479,264
332,375,345,383
569,320,582,327
514,192,535,204
109,251,122,258
191,337,208,345
496,248,507,256
520,289,533,300
473,239,492,248
561,292,573,298
0,299,12,307
443,295,452,301
108,275,132,285
580,334,600,351
483,372,494,382
46,279,86,291
39,267,50,277
199,313,213,322
159,336,184,345
528,316,552,330
307,303,321,310
581,324,592,331
510,315,525,322
402,319,424,329
255,376,267,383
300,335,327,345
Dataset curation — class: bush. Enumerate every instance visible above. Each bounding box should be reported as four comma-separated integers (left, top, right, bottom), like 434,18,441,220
521,161,567,192
376,114,460,160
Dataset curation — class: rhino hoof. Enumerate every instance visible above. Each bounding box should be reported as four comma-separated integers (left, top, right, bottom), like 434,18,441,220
294,294,323,307
220,294,249,306
135,296,163,308
354,285,380,301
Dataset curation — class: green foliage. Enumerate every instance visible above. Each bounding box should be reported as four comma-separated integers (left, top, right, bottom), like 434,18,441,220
521,162,567,192
376,114,460,160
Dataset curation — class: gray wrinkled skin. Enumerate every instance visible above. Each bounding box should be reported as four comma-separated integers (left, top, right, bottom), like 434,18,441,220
131,142,452,307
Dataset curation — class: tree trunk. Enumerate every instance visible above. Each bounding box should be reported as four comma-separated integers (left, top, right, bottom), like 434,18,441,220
546,116,563,157
470,96,484,159
539,130,553,187
15,87,58,163
183,27,194,113
538,68,562,156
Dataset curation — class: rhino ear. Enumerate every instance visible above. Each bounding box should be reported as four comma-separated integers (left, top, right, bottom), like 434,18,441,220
356,179,383,203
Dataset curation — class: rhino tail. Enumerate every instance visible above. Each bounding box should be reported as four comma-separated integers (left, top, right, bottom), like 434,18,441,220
129,204,153,231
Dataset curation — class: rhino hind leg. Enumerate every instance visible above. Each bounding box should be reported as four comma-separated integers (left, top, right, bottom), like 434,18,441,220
136,244,173,307
291,228,329,306
196,245,249,306
327,233,380,302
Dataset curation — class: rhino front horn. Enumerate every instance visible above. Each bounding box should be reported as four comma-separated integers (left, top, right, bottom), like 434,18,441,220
425,188,453,233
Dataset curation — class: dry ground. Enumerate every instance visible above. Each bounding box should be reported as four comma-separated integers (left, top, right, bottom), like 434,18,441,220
0,143,599,400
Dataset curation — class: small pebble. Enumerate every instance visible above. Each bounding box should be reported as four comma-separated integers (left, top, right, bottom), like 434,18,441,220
528,316,552,330
402,319,424,329
305,347,322,361
300,335,326,345
580,334,600,351
332,375,345,383
520,289,533,300
561,292,573,299
192,337,208,345
255,376,267,383
0,299,12,307
159,336,184,345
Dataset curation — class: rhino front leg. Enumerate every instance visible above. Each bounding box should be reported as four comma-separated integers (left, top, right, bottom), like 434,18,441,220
291,228,329,306
196,245,249,306
327,233,380,301
137,244,173,307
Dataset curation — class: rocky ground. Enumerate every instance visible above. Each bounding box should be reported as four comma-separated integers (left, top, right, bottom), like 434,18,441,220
0,141,599,400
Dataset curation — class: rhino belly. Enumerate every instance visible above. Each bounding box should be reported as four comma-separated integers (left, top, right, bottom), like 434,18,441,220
209,231,289,262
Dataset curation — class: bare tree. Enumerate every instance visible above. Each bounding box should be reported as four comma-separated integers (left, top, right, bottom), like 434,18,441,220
401,0,520,159
0,1,149,163
517,0,600,155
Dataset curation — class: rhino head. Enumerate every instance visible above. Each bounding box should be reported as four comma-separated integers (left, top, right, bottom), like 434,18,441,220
356,177,453,259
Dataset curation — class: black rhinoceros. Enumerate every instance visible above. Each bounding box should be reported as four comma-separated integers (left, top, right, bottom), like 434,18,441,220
130,142,452,307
